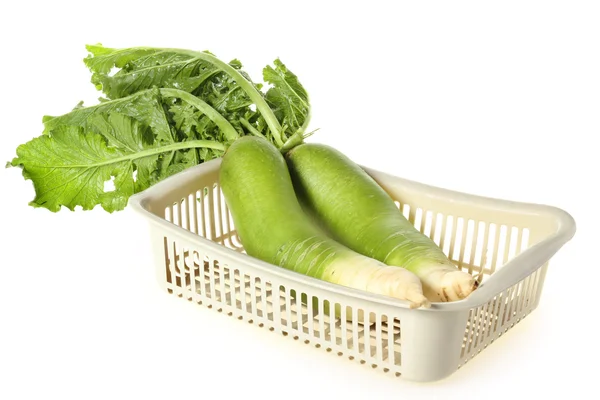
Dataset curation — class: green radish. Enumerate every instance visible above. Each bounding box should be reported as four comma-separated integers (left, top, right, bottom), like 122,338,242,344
219,136,430,309
285,143,478,302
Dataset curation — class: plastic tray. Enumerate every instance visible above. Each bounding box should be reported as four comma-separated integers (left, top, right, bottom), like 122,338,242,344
129,158,575,382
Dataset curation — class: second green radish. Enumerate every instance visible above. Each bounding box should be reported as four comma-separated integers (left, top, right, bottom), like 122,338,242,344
285,143,478,302
219,137,430,309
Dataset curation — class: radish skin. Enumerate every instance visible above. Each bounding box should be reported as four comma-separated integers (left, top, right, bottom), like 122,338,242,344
286,143,478,302
219,137,429,309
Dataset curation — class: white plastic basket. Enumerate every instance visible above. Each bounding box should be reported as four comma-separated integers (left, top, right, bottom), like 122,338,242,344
129,158,575,382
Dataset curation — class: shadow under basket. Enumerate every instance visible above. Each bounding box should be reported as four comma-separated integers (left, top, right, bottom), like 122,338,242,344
129,158,575,382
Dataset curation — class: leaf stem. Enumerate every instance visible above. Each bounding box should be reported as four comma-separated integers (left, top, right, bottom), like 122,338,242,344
36,140,226,169
280,128,320,153
239,118,267,139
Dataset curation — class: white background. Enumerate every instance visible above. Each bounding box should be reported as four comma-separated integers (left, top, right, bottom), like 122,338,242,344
1,1,598,398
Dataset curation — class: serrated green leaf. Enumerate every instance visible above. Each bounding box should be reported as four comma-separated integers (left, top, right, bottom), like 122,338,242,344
11,111,226,212
165,148,199,178
11,117,139,212
43,88,174,144
263,59,310,134
84,45,159,91
169,102,203,139
86,46,223,101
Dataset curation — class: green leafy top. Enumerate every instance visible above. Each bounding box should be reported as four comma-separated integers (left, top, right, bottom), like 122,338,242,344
264,59,311,136
9,45,312,212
